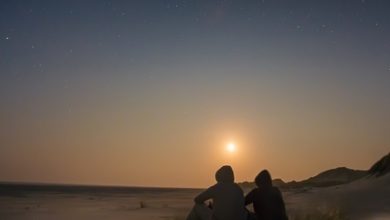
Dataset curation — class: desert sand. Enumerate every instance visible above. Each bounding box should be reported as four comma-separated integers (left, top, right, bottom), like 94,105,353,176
1,174,389,220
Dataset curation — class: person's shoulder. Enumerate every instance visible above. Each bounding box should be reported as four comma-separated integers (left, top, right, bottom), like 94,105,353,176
233,182,242,188
203,183,219,194
271,186,282,195
209,183,219,190
249,187,260,192
245,187,260,200
216,182,243,192
246,187,259,195
232,183,244,192
271,186,281,192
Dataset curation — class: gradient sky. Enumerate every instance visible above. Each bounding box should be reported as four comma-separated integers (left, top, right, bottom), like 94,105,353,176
1,0,389,188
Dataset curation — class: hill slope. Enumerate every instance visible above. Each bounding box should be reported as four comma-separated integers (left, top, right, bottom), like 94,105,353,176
368,153,390,176
285,167,367,188
240,152,390,189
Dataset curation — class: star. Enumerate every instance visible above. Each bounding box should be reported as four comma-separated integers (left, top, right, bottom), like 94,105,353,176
5,36,9,40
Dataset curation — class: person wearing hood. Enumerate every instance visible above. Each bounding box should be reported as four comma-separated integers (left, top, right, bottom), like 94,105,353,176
245,170,288,220
186,165,247,220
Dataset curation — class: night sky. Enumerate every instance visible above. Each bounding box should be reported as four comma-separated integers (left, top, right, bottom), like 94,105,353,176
1,0,389,187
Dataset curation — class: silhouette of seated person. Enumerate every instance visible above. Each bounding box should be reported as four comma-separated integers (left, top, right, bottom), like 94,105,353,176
186,165,247,220
245,170,288,220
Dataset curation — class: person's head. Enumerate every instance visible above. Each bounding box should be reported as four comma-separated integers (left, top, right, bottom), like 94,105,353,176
215,165,234,183
255,169,272,187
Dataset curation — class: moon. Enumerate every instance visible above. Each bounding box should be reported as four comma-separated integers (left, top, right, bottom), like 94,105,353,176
226,142,236,153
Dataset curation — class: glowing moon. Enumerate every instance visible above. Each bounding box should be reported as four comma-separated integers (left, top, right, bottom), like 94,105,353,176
226,142,236,153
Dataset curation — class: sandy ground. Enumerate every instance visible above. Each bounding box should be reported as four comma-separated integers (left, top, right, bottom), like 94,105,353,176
0,190,196,220
0,175,389,220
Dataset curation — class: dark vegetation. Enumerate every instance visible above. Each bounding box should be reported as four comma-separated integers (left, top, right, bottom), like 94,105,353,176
368,153,390,177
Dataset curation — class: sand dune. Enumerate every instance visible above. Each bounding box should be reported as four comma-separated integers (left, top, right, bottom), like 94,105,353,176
282,174,390,220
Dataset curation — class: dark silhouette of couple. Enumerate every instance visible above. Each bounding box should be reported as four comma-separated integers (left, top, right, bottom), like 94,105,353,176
186,165,288,220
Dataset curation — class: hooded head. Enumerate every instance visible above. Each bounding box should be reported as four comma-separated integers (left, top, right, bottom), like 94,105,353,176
215,165,234,183
255,169,272,188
